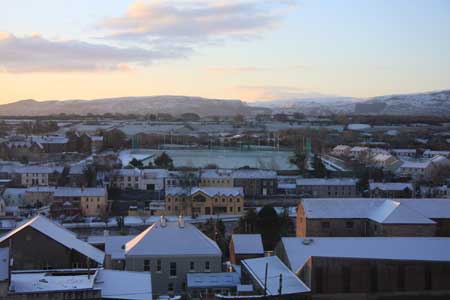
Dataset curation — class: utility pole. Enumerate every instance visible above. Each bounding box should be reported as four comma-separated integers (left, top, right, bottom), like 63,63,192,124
278,273,283,297
264,263,268,297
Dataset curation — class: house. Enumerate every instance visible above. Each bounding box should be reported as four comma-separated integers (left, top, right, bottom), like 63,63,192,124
423,149,450,158
17,166,63,187
111,168,168,191
31,135,69,153
419,185,449,198
295,198,450,237
296,178,358,198
276,237,450,298
165,187,244,217
369,153,400,170
51,187,109,217
24,186,56,206
0,215,104,270
241,256,310,299
349,146,369,160
187,272,240,300
369,182,414,198
330,145,351,157
0,139,46,161
124,217,222,296
229,234,264,265
392,148,416,158
397,155,450,180
199,169,234,187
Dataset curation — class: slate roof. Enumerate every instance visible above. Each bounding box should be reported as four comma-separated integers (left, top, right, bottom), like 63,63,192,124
125,220,221,256
231,234,264,254
281,237,450,274
242,256,310,296
0,215,104,264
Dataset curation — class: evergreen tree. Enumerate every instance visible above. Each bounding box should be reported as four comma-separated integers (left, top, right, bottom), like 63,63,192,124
154,152,174,169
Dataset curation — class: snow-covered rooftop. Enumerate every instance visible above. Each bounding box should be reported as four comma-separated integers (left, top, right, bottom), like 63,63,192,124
125,219,222,256
10,270,96,293
231,234,264,255
17,166,64,174
282,237,450,274
95,269,152,300
166,187,243,197
301,198,437,224
54,187,107,198
0,215,105,264
296,178,357,186
369,182,413,191
242,256,310,296
105,235,135,260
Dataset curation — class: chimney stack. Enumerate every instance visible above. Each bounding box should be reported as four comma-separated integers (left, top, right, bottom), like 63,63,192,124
160,215,167,227
178,215,185,228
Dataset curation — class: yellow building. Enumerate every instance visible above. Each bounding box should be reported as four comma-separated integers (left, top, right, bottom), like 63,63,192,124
52,187,109,217
199,169,233,187
165,187,244,217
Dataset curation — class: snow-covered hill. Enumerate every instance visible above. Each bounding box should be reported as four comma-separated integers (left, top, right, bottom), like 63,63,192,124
354,90,450,116
0,96,270,117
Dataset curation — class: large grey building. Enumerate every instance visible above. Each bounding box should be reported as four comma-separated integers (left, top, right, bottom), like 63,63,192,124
124,217,222,297
296,178,358,198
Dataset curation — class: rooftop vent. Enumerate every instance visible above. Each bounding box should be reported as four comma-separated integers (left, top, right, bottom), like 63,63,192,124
178,215,185,228
302,238,314,245
160,215,167,227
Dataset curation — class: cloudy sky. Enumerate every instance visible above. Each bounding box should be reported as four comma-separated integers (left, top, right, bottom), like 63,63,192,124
1,0,449,104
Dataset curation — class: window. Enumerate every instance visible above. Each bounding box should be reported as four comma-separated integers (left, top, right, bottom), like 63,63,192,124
170,262,177,277
315,267,323,293
168,283,174,292
346,221,354,229
205,261,210,272
157,259,162,272
397,265,405,290
342,266,351,292
144,259,150,271
190,261,195,271
321,221,330,229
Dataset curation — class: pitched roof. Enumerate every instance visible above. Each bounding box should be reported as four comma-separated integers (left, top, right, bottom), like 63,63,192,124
0,215,104,264
301,198,436,224
232,234,264,254
166,187,243,197
369,182,413,191
296,178,357,186
281,237,450,274
54,187,107,198
242,256,310,296
125,220,221,256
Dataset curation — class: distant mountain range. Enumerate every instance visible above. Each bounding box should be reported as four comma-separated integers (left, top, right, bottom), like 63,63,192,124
0,89,449,117
354,90,450,116
253,89,450,116
0,96,270,117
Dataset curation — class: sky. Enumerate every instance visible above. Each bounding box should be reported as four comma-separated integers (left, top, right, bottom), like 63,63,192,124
0,0,449,104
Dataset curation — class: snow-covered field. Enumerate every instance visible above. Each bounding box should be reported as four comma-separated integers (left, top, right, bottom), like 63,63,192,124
119,149,296,170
